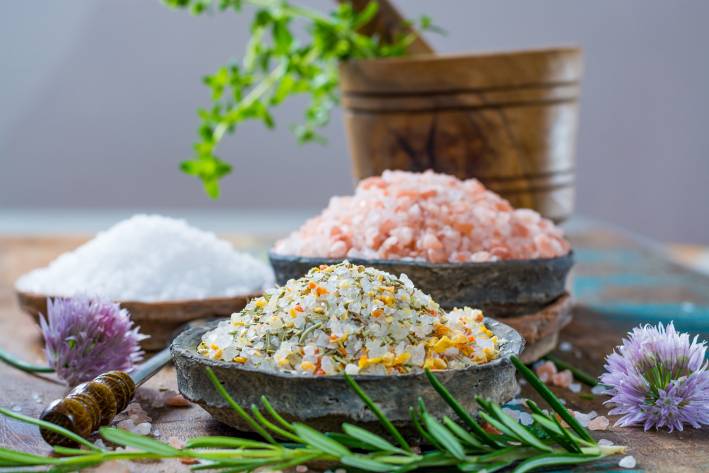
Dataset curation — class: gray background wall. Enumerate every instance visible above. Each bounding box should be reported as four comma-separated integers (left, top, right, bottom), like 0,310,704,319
1,0,707,243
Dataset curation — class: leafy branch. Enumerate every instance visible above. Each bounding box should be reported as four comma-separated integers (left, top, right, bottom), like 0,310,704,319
162,0,437,197
0,356,625,472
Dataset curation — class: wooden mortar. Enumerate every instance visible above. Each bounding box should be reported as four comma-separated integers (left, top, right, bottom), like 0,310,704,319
339,47,583,222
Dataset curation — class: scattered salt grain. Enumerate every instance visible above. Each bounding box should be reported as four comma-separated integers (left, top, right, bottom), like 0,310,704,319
274,170,570,263
151,429,161,438
559,341,573,352
31,392,42,404
11,405,21,412
592,384,611,395
16,214,273,301
552,369,573,388
619,455,637,469
534,361,557,383
569,382,582,393
588,415,610,431
573,410,598,427
133,422,152,436
295,465,309,473
164,394,191,408
598,438,614,446
168,437,186,449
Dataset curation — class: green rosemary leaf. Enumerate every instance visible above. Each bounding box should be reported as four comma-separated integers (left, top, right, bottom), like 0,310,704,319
52,446,94,456
99,427,179,456
293,423,350,458
250,404,303,443
424,369,500,447
511,356,594,442
0,447,60,466
0,407,101,451
420,409,466,461
260,395,296,432
545,354,599,387
342,423,405,454
341,454,395,472
344,373,411,452
267,451,322,471
441,416,484,449
408,407,441,450
204,367,276,443
512,452,601,473
185,436,276,449
391,451,456,473
483,401,552,452
458,460,511,472
477,411,516,439
326,432,374,451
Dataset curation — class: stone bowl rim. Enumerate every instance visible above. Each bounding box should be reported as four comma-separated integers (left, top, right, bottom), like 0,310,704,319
268,250,574,272
171,317,524,382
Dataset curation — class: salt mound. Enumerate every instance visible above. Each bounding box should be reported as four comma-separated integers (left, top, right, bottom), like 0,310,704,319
200,261,499,375
16,215,274,301
274,170,570,263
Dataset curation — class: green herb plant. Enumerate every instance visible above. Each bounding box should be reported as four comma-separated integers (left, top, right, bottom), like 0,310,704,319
0,356,625,472
162,0,438,198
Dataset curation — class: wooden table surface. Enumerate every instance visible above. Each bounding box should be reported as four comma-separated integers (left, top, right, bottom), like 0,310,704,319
0,222,707,472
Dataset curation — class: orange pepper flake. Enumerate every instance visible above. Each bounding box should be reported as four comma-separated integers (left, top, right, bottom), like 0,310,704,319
319,264,328,270
371,308,384,318
307,281,317,289
316,286,329,296
294,304,304,312
338,346,348,356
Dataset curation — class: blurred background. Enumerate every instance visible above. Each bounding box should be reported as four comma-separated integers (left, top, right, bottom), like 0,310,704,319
0,0,707,244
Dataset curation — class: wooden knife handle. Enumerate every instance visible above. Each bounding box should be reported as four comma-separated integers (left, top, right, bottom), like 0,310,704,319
40,371,135,447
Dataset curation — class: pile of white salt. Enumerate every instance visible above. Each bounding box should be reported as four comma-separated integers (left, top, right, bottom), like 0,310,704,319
16,215,273,301
274,170,570,263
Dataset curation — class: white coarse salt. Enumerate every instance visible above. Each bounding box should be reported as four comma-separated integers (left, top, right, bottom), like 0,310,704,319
16,214,273,302
619,455,637,468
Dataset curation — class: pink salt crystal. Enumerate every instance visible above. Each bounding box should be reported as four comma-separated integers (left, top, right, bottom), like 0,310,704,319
165,394,192,408
274,170,571,263
534,361,557,383
588,415,610,431
168,437,186,449
552,369,574,388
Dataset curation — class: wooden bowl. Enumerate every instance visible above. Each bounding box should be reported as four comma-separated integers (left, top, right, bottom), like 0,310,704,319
16,290,259,351
269,251,573,317
339,47,583,222
171,318,523,435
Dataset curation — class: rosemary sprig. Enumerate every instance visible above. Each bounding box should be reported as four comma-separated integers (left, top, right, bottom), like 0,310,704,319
162,0,439,198
0,355,626,472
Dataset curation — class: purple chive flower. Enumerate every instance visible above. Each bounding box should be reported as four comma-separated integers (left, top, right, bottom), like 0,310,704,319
39,297,147,386
600,322,709,432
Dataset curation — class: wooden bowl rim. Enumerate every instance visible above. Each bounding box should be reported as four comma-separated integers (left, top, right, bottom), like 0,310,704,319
340,46,582,68
268,250,574,271
171,317,524,381
15,289,262,312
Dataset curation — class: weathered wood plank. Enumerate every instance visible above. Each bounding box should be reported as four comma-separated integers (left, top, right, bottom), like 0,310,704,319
0,227,707,472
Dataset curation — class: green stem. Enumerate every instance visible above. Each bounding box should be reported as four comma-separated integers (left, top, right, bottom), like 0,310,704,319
0,347,54,373
545,355,599,387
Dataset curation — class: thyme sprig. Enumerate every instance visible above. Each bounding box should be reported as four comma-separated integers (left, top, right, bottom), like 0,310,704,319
0,356,626,472
162,0,437,197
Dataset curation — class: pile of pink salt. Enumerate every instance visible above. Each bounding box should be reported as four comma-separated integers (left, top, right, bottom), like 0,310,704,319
274,170,571,263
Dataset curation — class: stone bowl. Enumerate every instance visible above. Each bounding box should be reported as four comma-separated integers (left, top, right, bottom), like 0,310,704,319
171,318,524,435
269,251,573,316
16,290,260,351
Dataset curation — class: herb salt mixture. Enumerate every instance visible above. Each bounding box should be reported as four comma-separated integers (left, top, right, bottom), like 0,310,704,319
200,261,499,375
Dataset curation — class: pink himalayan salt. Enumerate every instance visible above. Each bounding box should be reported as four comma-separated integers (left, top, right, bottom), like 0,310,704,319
588,415,610,431
274,170,570,263
534,361,557,383
552,369,574,388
